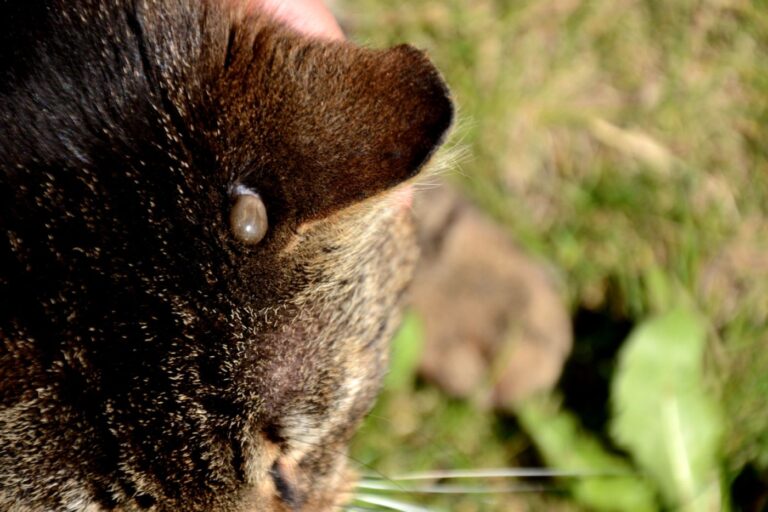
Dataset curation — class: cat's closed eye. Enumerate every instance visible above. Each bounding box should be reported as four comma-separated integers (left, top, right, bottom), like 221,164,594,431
270,459,300,508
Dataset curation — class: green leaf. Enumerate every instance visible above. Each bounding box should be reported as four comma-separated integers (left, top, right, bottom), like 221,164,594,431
384,311,424,391
610,309,724,511
518,396,658,512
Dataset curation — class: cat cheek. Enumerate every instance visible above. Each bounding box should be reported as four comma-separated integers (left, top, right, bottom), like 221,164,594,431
230,191,269,244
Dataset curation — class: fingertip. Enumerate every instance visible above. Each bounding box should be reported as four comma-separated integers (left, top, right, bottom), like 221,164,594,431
245,0,345,41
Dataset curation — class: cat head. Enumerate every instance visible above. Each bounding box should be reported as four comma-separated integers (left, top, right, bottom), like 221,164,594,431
0,1,452,510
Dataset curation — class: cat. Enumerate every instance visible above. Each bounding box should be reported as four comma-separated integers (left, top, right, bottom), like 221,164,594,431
0,1,453,510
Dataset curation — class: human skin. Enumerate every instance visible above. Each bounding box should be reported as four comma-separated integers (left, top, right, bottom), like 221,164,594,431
247,0,344,40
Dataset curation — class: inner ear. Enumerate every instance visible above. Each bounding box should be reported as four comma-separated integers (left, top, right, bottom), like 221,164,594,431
262,39,454,222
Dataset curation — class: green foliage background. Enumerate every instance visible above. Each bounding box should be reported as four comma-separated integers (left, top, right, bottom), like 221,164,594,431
338,1,768,510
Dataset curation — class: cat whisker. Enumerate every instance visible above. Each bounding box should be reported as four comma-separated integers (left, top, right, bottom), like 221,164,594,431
352,494,435,512
357,479,557,494
381,467,628,481
411,182,445,192
418,144,470,182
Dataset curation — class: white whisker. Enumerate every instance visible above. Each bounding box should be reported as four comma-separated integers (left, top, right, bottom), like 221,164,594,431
354,494,436,512
379,467,627,480
357,480,556,494
411,182,444,191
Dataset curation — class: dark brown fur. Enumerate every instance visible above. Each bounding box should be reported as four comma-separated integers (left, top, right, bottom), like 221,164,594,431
0,1,452,510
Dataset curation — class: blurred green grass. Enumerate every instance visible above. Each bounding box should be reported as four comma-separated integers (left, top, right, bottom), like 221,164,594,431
338,1,768,510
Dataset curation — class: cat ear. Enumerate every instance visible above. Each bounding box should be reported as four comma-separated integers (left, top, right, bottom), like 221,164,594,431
266,42,454,221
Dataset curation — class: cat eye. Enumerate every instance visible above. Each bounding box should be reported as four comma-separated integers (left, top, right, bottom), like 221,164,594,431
230,189,268,244
270,459,300,508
